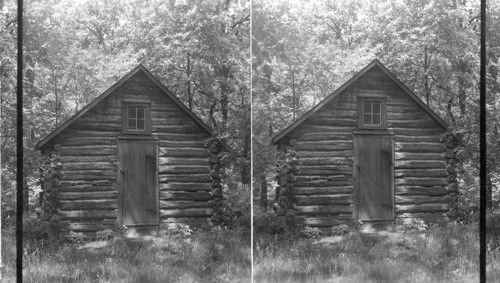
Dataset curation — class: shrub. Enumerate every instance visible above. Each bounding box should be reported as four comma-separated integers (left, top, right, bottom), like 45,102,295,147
253,210,302,238
23,213,64,247
300,226,321,239
65,231,88,244
95,229,116,241
331,224,351,236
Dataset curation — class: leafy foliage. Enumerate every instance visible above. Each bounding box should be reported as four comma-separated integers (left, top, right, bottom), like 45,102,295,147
0,0,250,226
252,0,498,214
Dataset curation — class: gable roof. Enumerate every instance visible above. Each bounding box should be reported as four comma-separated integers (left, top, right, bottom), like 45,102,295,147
36,64,212,150
272,59,449,145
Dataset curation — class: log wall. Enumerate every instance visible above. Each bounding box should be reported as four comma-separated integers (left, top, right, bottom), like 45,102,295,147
278,65,451,230
41,71,212,232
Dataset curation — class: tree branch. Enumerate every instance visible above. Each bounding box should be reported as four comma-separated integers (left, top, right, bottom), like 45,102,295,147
231,14,250,29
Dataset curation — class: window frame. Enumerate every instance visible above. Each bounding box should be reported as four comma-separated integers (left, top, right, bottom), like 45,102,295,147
122,100,152,135
358,96,387,130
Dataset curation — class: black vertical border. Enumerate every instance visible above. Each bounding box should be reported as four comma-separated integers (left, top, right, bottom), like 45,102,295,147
16,0,23,282
480,0,486,282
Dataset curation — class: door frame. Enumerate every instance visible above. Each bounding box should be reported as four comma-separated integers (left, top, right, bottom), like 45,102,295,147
117,135,159,226
352,130,395,221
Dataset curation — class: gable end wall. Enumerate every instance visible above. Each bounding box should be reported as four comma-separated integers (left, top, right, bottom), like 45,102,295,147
41,71,213,232
279,66,452,230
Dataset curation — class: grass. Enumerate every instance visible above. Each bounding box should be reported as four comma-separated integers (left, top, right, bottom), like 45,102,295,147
254,224,480,282
17,227,250,282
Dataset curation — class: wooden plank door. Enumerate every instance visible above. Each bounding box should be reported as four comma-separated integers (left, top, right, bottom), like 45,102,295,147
118,140,158,226
353,135,394,221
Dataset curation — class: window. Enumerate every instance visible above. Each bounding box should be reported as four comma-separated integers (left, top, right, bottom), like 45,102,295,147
358,98,386,129
122,101,151,134
128,106,146,130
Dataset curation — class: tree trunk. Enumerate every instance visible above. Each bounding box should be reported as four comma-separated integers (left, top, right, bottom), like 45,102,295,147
260,174,267,209
186,52,192,109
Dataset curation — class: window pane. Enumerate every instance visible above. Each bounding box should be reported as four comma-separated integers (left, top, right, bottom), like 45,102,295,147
373,114,381,125
137,119,145,130
129,107,137,118
137,107,145,119
128,118,136,130
373,102,381,114
363,102,371,114
364,113,371,124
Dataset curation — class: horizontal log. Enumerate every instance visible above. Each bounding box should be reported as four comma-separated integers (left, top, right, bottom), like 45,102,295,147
60,155,117,163
394,152,444,161
63,129,119,138
60,200,118,210
62,221,117,232
159,183,211,192
152,117,197,126
293,125,353,134
298,150,352,158
394,178,447,186
395,160,445,169
159,191,212,201
294,180,353,187
392,128,444,136
395,186,448,196
395,142,446,153
64,162,116,171
160,201,212,210
60,146,117,156
395,203,450,213
159,175,211,183
294,186,352,195
59,191,117,200
60,137,117,146
387,112,429,120
160,208,213,218
295,133,353,142
394,169,447,178
395,195,448,205
294,205,353,215
296,175,352,183
71,121,121,131
159,157,208,166
396,213,449,219
303,118,356,127
59,180,115,189
297,168,352,176
151,110,187,119
80,114,121,123
394,135,441,143
154,133,209,142
295,195,352,206
160,218,212,226
297,216,352,227
59,210,117,220
61,173,116,181
298,157,352,165
58,185,117,192
159,165,209,174
159,140,206,148
153,125,206,134
388,120,436,128
159,148,209,158
295,141,352,151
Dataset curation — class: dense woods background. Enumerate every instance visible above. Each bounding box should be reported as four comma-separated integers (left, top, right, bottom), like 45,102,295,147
0,0,250,222
252,0,500,218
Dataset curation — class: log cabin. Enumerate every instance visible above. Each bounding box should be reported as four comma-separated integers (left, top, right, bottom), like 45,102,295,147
272,59,458,230
36,64,222,233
